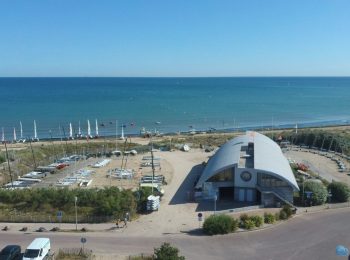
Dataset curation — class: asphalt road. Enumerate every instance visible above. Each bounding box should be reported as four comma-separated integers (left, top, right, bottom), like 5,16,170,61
1,208,350,260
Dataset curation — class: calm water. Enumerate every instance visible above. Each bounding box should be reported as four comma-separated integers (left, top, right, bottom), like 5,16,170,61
0,77,349,139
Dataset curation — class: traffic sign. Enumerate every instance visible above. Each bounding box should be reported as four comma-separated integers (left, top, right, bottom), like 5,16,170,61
198,212,203,222
81,237,87,244
57,211,63,222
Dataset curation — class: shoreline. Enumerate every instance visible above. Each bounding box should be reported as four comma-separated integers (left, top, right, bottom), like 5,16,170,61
2,119,349,143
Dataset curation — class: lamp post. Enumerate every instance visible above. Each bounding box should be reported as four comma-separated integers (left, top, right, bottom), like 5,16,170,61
74,196,78,231
214,194,218,215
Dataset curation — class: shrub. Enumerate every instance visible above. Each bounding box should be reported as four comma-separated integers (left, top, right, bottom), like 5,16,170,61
302,181,328,205
279,210,288,220
243,219,255,230
203,214,237,235
274,212,280,221
264,213,275,224
154,243,185,260
240,214,249,224
282,205,293,218
328,182,350,202
250,215,263,227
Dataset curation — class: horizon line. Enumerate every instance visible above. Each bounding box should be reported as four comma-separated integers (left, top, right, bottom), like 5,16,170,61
1,75,350,78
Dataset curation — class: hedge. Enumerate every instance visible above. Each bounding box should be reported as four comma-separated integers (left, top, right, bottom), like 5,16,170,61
328,182,350,202
301,181,328,205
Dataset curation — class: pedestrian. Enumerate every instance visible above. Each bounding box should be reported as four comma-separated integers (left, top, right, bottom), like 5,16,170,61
116,219,120,228
124,217,127,227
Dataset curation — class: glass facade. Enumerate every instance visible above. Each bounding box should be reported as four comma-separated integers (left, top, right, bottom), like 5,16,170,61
258,173,288,187
208,168,233,182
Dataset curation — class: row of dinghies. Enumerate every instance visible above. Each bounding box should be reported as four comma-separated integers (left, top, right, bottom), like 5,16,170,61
1,119,127,143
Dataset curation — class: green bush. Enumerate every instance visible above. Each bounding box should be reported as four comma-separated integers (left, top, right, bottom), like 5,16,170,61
154,243,185,260
282,205,293,218
264,213,275,224
328,182,350,202
302,181,328,205
242,219,255,230
250,215,263,227
240,213,249,223
274,212,280,221
203,214,237,235
279,210,288,220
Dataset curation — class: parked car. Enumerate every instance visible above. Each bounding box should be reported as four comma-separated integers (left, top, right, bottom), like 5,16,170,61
0,245,21,260
23,238,50,260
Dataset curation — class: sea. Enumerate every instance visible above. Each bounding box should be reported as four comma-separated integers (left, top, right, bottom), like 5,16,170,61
0,77,350,139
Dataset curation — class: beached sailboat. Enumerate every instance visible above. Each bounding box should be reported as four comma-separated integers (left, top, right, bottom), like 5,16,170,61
13,127,17,143
95,119,99,138
69,123,74,140
76,121,82,138
19,121,26,142
120,124,125,140
33,120,39,142
87,119,92,139
1,127,4,143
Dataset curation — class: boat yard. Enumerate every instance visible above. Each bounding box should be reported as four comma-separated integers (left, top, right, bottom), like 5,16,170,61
1,150,173,193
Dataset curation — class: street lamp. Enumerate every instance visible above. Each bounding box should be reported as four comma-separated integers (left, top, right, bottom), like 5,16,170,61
74,196,78,231
214,194,218,215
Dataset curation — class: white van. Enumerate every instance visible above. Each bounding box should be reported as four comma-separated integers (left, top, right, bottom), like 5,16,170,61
23,238,51,260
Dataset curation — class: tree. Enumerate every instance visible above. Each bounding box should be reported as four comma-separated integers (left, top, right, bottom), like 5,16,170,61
302,181,327,205
154,243,185,260
328,182,350,202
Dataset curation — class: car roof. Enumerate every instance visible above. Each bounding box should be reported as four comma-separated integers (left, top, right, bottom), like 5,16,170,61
1,245,20,253
27,238,50,249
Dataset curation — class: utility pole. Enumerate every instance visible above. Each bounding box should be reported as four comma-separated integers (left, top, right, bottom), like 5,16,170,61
75,196,78,231
4,142,14,188
150,135,155,194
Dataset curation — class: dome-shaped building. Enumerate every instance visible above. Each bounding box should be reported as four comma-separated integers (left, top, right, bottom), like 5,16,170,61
195,131,299,206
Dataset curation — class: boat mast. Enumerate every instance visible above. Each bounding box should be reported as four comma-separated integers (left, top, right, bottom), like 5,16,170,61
95,119,99,137
34,120,38,140
121,124,125,140
20,121,23,139
87,119,91,138
78,121,82,137
69,123,73,139
13,127,17,142
1,127,4,143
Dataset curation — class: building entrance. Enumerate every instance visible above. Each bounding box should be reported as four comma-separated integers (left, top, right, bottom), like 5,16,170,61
219,187,234,200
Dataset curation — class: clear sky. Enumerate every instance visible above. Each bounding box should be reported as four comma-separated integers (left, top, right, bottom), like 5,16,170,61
0,0,349,77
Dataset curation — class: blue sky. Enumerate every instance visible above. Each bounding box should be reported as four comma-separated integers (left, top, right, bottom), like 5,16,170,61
0,0,349,77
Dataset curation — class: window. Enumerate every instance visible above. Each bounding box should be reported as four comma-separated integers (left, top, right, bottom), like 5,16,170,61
208,168,233,182
259,173,288,187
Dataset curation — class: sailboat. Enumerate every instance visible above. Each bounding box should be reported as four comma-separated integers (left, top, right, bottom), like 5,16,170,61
120,124,125,140
77,121,82,138
87,119,92,139
95,119,99,138
33,120,39,142
69,123,74,140
13,127,17,143
19,121,26,142
1,127,4,144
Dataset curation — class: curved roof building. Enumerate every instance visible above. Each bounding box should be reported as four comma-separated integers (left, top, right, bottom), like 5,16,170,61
196,131,299,206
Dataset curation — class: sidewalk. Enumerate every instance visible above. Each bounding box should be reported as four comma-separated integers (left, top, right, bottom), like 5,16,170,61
296,202,350,215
